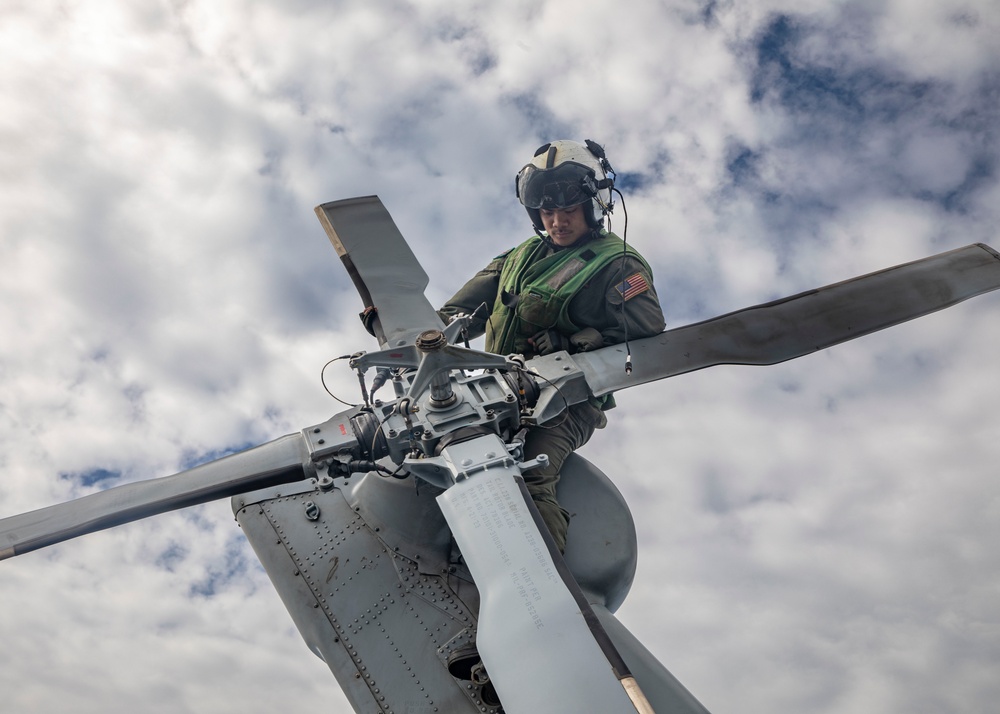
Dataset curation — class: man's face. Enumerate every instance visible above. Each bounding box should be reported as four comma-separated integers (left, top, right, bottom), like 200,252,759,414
539,203,590,247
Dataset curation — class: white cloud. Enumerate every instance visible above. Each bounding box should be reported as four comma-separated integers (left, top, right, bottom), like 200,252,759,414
1,0,999,712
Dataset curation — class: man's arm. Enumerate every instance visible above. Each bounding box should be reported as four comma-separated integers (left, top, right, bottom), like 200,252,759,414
568,255,664,350
437,253,507,339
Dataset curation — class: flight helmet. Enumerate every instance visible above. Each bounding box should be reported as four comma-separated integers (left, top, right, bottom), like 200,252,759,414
515,139,615,233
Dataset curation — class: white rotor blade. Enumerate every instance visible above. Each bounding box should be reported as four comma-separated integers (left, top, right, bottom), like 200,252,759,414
316,196,443,347
577,243,1000,396
435,434,646,714
0,434,311,560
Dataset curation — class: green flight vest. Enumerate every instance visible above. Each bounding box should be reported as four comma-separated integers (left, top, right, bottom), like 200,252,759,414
485,232,649,356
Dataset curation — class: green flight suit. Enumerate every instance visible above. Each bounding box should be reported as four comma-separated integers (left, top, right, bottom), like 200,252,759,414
439,230,665,552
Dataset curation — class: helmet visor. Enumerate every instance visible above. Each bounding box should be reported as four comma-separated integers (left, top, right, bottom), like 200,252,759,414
517,162,595,210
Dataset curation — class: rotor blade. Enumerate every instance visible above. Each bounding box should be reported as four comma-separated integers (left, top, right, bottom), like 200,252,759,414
316,196,443,347
435,434,648,713
590,604,711,714
577,243,1000,397
0,434,311,560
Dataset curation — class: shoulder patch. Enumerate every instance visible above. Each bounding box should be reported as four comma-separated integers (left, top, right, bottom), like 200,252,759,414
616,272,650,301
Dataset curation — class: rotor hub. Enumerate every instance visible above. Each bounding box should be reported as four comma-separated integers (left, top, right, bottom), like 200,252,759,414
415,329,448,352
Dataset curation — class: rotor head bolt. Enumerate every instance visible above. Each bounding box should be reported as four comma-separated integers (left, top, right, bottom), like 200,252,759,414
415,329,448,352
318,475,336,491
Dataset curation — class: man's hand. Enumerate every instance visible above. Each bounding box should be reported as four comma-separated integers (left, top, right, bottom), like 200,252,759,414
359,306,379,337
568,327,603,353
528,329,567,355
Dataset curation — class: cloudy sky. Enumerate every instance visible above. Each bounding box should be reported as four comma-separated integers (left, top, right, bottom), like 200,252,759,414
2,0,999,712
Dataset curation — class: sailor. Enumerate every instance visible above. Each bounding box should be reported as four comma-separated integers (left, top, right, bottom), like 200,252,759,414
439,139,665,553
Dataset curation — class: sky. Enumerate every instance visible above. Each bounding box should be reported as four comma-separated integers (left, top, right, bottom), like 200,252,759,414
1,0,999,712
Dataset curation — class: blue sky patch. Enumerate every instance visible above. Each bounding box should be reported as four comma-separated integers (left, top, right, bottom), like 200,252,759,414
60,468,121,488
179,442,259,471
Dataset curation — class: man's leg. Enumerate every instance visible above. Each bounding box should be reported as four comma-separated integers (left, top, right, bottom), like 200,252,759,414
520,401,606,552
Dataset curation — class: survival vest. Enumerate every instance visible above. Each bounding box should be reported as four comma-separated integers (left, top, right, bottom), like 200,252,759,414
485,231,650,356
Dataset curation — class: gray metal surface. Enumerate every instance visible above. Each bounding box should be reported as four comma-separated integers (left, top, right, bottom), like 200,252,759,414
235,475,492,713
315,196,443,347
558,452,637,613
576,243,1000,397
436,434,640,714
232,448,651,714
0,434,311,560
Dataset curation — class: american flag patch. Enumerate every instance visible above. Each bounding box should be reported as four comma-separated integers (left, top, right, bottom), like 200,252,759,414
617,272,650,301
